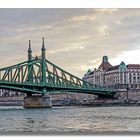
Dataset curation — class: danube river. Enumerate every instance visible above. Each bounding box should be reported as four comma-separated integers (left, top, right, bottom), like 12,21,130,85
0,106,140,133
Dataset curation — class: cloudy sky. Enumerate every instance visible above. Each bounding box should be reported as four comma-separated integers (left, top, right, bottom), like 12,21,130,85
0,8,140,78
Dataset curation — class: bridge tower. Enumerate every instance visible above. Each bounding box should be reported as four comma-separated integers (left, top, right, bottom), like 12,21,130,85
41,37,46,84
24,38,52,108
28,40,32,61
41,37,46,59
27,40,33,84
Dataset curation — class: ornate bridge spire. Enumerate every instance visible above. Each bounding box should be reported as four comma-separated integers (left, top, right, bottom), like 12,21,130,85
41,37,46,59
28,40,32,61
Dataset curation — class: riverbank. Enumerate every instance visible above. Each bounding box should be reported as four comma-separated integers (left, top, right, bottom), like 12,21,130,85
52,99,140,107
1,95,140,107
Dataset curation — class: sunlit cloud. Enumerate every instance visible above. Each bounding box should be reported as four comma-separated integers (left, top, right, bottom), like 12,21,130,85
0,9,140,78
114,20,122,25
95,8,118,14
110,47,140,65
49,45,85,55
68,15,96,22
17,25,52,32
98,25,110,37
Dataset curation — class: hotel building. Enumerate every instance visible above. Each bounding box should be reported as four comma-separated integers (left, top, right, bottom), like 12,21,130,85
83,56,140,91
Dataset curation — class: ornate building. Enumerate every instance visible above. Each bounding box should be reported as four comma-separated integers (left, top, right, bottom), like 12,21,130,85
83,56,140,91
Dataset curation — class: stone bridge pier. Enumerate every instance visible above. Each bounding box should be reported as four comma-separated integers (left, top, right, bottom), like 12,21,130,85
23,94,52,108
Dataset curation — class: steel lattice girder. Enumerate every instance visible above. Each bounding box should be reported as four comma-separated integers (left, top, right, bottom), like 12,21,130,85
0,58,116,97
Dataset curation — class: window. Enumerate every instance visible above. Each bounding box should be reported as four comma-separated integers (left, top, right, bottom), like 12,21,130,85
133,77,136,83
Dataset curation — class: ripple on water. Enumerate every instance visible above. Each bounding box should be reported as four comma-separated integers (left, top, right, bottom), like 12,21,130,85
0,106,140,132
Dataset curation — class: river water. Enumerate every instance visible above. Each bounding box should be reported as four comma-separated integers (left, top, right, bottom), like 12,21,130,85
0,106,140,133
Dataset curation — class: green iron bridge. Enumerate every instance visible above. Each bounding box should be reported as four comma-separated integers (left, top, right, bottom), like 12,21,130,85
0,38,116,97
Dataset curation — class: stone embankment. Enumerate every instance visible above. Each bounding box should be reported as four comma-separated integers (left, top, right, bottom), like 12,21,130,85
52,98,140,107
0,96,23,106
0,91,140,107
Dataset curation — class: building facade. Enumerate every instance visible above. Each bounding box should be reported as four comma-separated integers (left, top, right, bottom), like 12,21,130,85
83,56,140,91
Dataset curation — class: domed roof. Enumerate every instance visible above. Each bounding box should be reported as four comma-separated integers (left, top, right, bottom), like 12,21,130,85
98,56,112,70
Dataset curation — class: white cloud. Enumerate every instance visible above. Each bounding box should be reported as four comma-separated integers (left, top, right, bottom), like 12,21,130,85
48,45,85,55
95,8,118,14
115,20,122,25
17,25,52,32
68,15,96,22
0,9,140,78
98,25,110,36
110,47,140,65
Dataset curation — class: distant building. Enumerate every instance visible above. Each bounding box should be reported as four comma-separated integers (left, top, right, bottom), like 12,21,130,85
0,89,25,96
83,56,140,91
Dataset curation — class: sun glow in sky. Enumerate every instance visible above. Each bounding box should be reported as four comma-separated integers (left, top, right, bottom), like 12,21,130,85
0,9,140,78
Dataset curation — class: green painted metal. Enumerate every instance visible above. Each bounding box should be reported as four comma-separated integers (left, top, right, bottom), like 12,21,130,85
28,40,33,84
102,56,108,63
119,61,126,71
0,38,116,97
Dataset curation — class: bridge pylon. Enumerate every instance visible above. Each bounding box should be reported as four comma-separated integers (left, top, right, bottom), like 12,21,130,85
41,37,47,84
27,40,33,84
24,38,52,108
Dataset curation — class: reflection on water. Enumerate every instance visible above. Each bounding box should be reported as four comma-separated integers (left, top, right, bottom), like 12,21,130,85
0,106,140,132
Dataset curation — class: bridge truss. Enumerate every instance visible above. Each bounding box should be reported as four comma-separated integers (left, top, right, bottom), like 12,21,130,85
0,38,116,97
